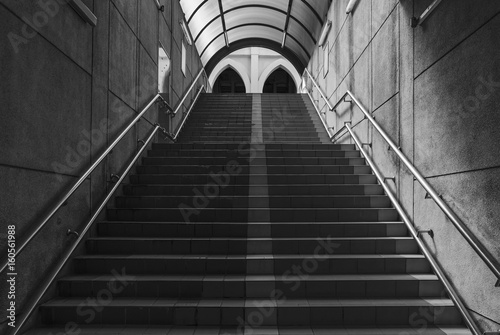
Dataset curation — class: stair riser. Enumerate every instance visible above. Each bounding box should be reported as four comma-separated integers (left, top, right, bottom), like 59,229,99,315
86,239,418,255
58,279,443,299
141,158,366,165
41,305,461,326
123,185,385,196
151,144,357,150
106,208,399,222
97,223,409,238
147,150,358,157
74,258,430,275
114,196,391,209
129,175,376,185
135,165,372,175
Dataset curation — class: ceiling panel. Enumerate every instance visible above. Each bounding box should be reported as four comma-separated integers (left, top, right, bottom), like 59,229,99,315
179,0,331,74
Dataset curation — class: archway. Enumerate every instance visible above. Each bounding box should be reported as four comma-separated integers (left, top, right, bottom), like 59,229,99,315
209,59,250,93
213,68,247,93
258,59,301,93
262,68,297,93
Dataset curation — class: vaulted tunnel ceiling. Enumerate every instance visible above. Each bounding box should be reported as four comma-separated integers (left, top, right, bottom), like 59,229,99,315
179,0,331,76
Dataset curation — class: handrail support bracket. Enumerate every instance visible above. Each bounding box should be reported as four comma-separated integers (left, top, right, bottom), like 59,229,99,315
417,229,434,239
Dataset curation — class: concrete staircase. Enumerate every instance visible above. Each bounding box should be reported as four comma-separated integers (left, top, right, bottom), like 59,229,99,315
26,94,471,334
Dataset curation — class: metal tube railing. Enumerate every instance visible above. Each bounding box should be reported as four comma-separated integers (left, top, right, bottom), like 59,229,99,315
345,0,358,14
0,94,167,274
303,68,333,110
11,125,160,335
304,88,332,137
333,90,500,287
345,123,482,335
172,68,206,115
172,85,205,141
411,0,444,27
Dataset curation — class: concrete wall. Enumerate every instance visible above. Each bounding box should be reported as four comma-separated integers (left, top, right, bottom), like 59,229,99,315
304,0,500,331
0,0,204,330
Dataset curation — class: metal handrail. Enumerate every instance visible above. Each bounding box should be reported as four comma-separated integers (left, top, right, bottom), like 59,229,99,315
331,90,500,287
0,94,168,274
172,85,205,141
411,0,444,27
345,123,481,335
303,68,333,110
304,88,332,137
345,0,358,14
11,125,160,335
172,68,206,115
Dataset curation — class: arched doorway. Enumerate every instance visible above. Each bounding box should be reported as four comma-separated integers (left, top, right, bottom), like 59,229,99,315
262,68,297,93
213,68,246,93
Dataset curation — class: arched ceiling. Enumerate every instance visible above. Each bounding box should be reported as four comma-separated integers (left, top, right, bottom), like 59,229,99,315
179,0,331,75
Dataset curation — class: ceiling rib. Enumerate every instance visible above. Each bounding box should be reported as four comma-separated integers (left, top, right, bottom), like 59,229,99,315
187,0,208,24
193,5,317,48
218,0,229,47
301,0,324,25
281,0,294,48
200,23,311,60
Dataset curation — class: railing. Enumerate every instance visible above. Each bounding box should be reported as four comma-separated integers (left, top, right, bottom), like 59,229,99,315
345,0,358,14
170,85,205,141
304,88,500,335
4,67,207,334
344,123,481,335
165,68,207,139
330,90,500,288
303,68,333,110
411,0,444,27
11,124,161,335
0,94,169,274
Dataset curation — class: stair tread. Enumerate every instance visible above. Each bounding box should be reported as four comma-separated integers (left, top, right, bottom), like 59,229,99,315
23,326,473,335
75,254,425,259
42,297,455,308
60,273,439,282
87,237,413,241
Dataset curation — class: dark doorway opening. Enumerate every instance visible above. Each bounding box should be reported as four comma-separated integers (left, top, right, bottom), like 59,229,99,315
213,68,246,93
263,68,296,93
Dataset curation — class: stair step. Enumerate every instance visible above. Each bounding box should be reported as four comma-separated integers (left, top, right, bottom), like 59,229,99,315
136,165,372,175
115,195,391,209
39,298,461,326
97,221,409,238
58,273,442,299
106,208,399,222
73,254,430,275
86,237,418,255
122,184,385,196
128,174,376,185
23,325,473,335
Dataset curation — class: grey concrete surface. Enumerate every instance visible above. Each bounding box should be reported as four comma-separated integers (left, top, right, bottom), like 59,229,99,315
0,0,205,331
305,0,500,330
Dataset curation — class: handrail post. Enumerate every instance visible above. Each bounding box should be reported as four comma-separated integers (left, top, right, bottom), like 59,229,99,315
303,68,333,110
173,85,205,141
